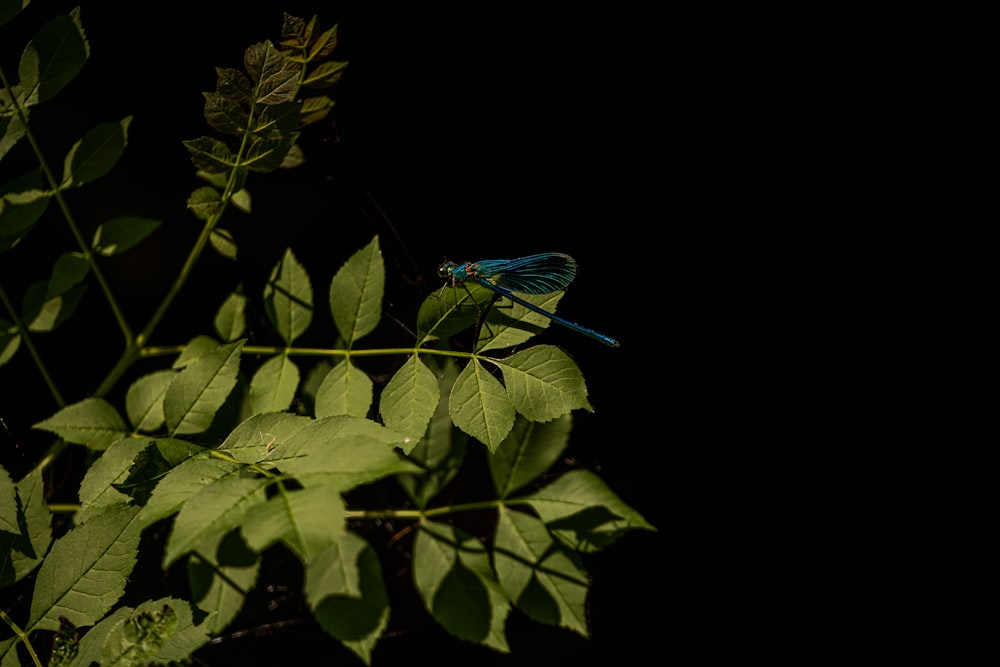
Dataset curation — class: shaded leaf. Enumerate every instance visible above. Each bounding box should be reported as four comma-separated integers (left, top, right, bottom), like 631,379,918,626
203,91,247,136
413,520,510,652
61,117,131,188
305,531,389,664
524,470,656,553
183,136,234,173
489,414,571,498
477,291,564,352
0,317,20,367
188,529,261,636
92,215,161,256
18,8,89,106
494,507,589,636
244,40,299,105
0,468,51,587
186,186,222,223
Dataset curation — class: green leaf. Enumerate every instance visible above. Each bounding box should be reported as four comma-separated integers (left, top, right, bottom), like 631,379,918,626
264,248,312,345
490,414,571,498
0,468,51,587
413,520,510,652
183,136,234,173
305,531,389,664
82,598,209,665
217,412,311,464
186,186,222,222
163,475,270,568
253,100,301,139
249,353,300,414
125,369,177,432
100,603,178,665
477,291,564,352
0,170,50,251
0,466,16,533
172,335,220,369
76,438,146,523
245,40,299,105
313,359,373,419
378,355,439,447
304,60,348,88
46,252,89,299
300,95,334,125
448,359,515,452
27,504,141,632
524,470,656,553
397,358,468,509
329,235,384,346
493,507,590,637
0,317,21,367
241,485,345,562
203,91,248,136
214,289,247,341
164,339,244,436
243,132,298,172
61,117,131,188
209,227,238,259
0,103,27,161
33,397,129,450
138,450,241,529
22,278,86,332
415,282,491,345
214,67,252,104
0,0,30,29
262,415,419,490
188,529,261,635
18,8,89,107
498,345,592,422
92,215,161,256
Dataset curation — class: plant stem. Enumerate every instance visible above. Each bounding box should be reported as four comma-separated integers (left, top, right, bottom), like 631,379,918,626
0,285,64,407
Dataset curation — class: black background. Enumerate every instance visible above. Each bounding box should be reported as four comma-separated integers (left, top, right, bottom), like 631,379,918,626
2,2,670,665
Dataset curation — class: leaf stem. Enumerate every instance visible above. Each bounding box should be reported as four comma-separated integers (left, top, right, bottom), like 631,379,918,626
0,284,64,407
0,608,43,667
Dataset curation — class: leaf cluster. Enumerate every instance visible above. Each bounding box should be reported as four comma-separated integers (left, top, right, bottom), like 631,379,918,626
0,5,653,666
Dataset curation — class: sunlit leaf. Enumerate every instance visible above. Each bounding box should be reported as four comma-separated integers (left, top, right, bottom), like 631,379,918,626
241,485,345,562
249,353,300,414
448,359,515,452
0,170,49,251
164,339,244,436
0,317,21,367
498,345,592,422
0,468,51,587
164,475,270,568
218,411,311,464
264,248,312,345
33,397,129,450
477,291,563,352
378,355,438,447
125,369,176,432
27,504,141,632
210,227,238,259
313,359,373,419
186,186,222,222
183,136,234,173
329,235,383,345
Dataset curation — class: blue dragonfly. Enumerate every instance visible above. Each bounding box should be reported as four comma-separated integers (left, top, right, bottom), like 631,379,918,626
437,252,620,347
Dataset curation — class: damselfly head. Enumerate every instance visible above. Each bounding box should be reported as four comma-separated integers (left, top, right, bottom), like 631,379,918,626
437,261,457,278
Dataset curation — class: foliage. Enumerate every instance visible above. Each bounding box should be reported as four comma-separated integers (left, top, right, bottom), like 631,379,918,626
0,5,654,666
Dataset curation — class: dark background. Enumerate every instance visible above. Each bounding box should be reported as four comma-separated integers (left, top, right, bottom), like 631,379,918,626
2,2,671,665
